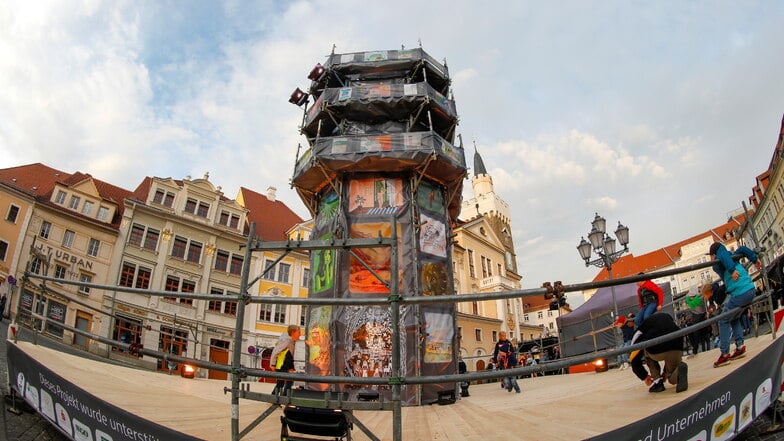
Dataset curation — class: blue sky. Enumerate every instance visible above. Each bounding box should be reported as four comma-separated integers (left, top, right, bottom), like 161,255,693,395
2,1,783,306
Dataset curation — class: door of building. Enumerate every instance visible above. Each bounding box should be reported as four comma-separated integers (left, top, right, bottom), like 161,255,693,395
74,311,92,349
208,338,229,380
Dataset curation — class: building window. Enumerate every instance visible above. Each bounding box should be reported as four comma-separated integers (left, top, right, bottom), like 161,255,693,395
29,257,43,274
87,238,100,257
208,287,223,313
153,189,175,207
259,303,286,323
171,236,187,259
218,211,242,229
164,275,195,305
79,273,92,294
112,315,143,356
180,279,195,305
0,240,8,261
186,241,202,263
54,264,67,279
68,195,81,210
300,306,307,327
45,300,66,338
492,330,497,342
6,204,20,223
62,230,75,248
230,255,243,275
153,189,165,204
209,288,238,316
475,328,482,342
471,301,478,315
136,267,151,289
143,229,159,251
39,221,51,239
128,224,144,246
302,268,311,289
196,201,210,217
481,256,488,278
214,250,229,271
524,314,529,322
467,249,476,278
97,206,109,221
262,259,276,280
184,198,197,214
537,311,543,319
184,199,210,217
119,262,151,289
81,200,94,215
277,263,291,283
129,225,159,251
224,293,237,316
55,190,66,204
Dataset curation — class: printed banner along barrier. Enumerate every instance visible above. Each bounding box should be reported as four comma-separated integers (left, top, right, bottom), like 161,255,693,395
7,343,200,441
589,335,784,441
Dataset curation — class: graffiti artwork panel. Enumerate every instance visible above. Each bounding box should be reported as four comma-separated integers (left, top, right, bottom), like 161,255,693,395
419,259,450,297
419,213,446,258
314,190,340,232
348,222,396,294
416,181,445,214
348,177,403,216
423,310,453,363
305,306,333,390
312,232,336,294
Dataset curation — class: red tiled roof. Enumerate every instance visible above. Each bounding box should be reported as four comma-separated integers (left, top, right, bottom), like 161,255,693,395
0,162,69,198
0,163,134,228
239,187,304,241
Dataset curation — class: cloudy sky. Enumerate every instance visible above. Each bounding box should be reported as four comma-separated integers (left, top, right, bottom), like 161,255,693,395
2,1,783,305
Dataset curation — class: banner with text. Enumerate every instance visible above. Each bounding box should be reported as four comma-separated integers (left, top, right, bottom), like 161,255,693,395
589,335,784,441
7,343,201,441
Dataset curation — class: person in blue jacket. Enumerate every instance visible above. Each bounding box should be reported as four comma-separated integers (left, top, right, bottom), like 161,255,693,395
708,242,762,368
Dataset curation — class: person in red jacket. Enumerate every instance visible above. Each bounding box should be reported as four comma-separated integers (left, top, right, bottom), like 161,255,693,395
634,273,664,328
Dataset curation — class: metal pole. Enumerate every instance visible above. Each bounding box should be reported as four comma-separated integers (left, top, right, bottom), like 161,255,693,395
607,262,620,348
390,221,402,441
231,222,256,441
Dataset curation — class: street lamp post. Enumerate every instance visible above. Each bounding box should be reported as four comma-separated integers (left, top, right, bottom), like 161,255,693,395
577,213,630,346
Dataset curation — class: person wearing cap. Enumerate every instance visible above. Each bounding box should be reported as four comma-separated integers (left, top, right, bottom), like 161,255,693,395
630,312,688,393
614,314,636,370
634,275,664,328
708,242,762,368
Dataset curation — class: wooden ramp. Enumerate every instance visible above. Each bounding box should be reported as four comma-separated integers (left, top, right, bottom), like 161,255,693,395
6,334,784,441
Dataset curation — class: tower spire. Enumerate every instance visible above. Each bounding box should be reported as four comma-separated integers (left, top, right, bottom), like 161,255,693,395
473,140,487,176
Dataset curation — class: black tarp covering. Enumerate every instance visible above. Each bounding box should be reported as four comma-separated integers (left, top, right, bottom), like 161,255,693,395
292,132,465,220
302,82,456,138
319,48,450,93
557,282,673,357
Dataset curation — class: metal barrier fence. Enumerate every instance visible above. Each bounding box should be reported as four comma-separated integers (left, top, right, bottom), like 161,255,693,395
15,221,777,441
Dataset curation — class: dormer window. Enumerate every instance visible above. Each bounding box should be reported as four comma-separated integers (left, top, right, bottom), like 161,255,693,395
184,198,210,218
68,195,81,210
219,211,241,228
97,206,109,221
82,200,94,215
152,189,175,208
55,190,66,204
